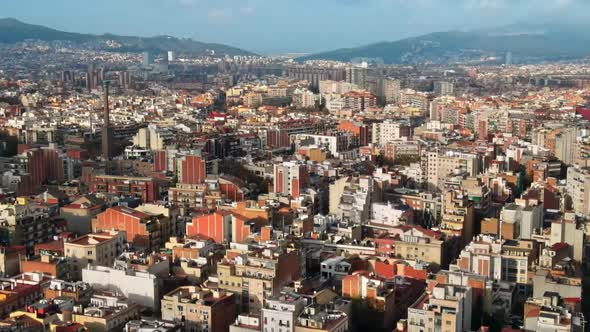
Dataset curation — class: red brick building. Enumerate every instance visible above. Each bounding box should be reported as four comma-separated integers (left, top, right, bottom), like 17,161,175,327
186,211,232,244
219,176,245,202
93,206,171,251
338,120,372,146
177,155,206,184
153,150,168,173
90,175,159,202
16,147,65,195
186,211,263,244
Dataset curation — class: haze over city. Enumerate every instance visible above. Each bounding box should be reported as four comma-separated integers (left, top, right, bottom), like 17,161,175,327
4,0,590,53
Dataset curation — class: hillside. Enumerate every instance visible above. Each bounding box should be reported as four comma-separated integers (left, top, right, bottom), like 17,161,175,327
297,26,590,64
0,18,255,56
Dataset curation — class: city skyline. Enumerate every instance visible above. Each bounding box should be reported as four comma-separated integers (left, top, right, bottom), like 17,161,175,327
4,0,590,54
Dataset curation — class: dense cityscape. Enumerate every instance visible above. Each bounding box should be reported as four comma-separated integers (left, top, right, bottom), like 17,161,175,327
1,8,590,332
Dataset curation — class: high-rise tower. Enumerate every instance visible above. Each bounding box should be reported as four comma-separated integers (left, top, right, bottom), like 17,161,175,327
102,81,113,161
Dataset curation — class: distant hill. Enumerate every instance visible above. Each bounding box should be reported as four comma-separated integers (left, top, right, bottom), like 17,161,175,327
297,23,590,64
0,18,255,56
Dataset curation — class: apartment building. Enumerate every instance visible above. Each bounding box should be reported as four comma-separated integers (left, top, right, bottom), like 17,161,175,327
0,201,58,255
262,294,306,332
82,265,161,310
64,231,125,277
72,293,141,332
440,190,474,245
424,150,480,191
217,247,300,313
453,235,536,288
93,205,173,252
60,194,105,235
383,139,421,161
524,292,585,332
295,305,348,332
499,199,543,240
89,175,160,203
566,166,590,216
371,121,413,146
273,161,309,198
407,284,472,332
161,286,236,332
374,226,446,266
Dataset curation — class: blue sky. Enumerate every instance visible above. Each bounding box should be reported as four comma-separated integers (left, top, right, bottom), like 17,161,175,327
3,0,589,54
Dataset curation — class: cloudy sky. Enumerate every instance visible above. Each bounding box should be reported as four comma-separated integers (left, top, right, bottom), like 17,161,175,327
3,0,588,54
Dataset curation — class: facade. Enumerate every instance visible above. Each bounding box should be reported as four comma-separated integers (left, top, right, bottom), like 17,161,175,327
407,284,472,332
383,78,401,104
383,139,421,161
217,247,300,313
60,195,105,235
64,232,125,277
371,121,413,146
90,175,160,203
0,202,57,255
0,245,26,277
262,295,305,332
93,206,172,251
433,81,454,96
161,286,236,332
185,211,260,244
566,166,590,216
424,150,480,191
499,199,543,240
374,226,446,266
440,190,474,245
273,162,308,198
82,265,161,310
72,293,141,332
453,235,536,286
177,155,207,185
341,91,377,112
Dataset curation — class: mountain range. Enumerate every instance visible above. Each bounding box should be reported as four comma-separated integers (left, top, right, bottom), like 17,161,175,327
297,22,590,64
0,18,254,56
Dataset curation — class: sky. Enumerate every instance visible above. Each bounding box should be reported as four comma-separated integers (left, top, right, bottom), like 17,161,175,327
3,0,590,54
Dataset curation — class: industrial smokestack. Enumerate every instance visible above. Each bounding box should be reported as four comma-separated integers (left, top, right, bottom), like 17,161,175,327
102,81,112,162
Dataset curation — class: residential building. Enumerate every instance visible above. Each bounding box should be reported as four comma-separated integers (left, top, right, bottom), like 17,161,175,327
374,226,447,266
72,293,141,332
217,246,300,313
82,264,161,310
440,190,474,245
371,121,413,146
90,175,160,203
273,161,309,198
262,294,305,332
64,232,125,277
161,286,236,332
453,235,536,288
566,166,590,216
0,201,58,255
93,205,173,252
407,284,472,332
